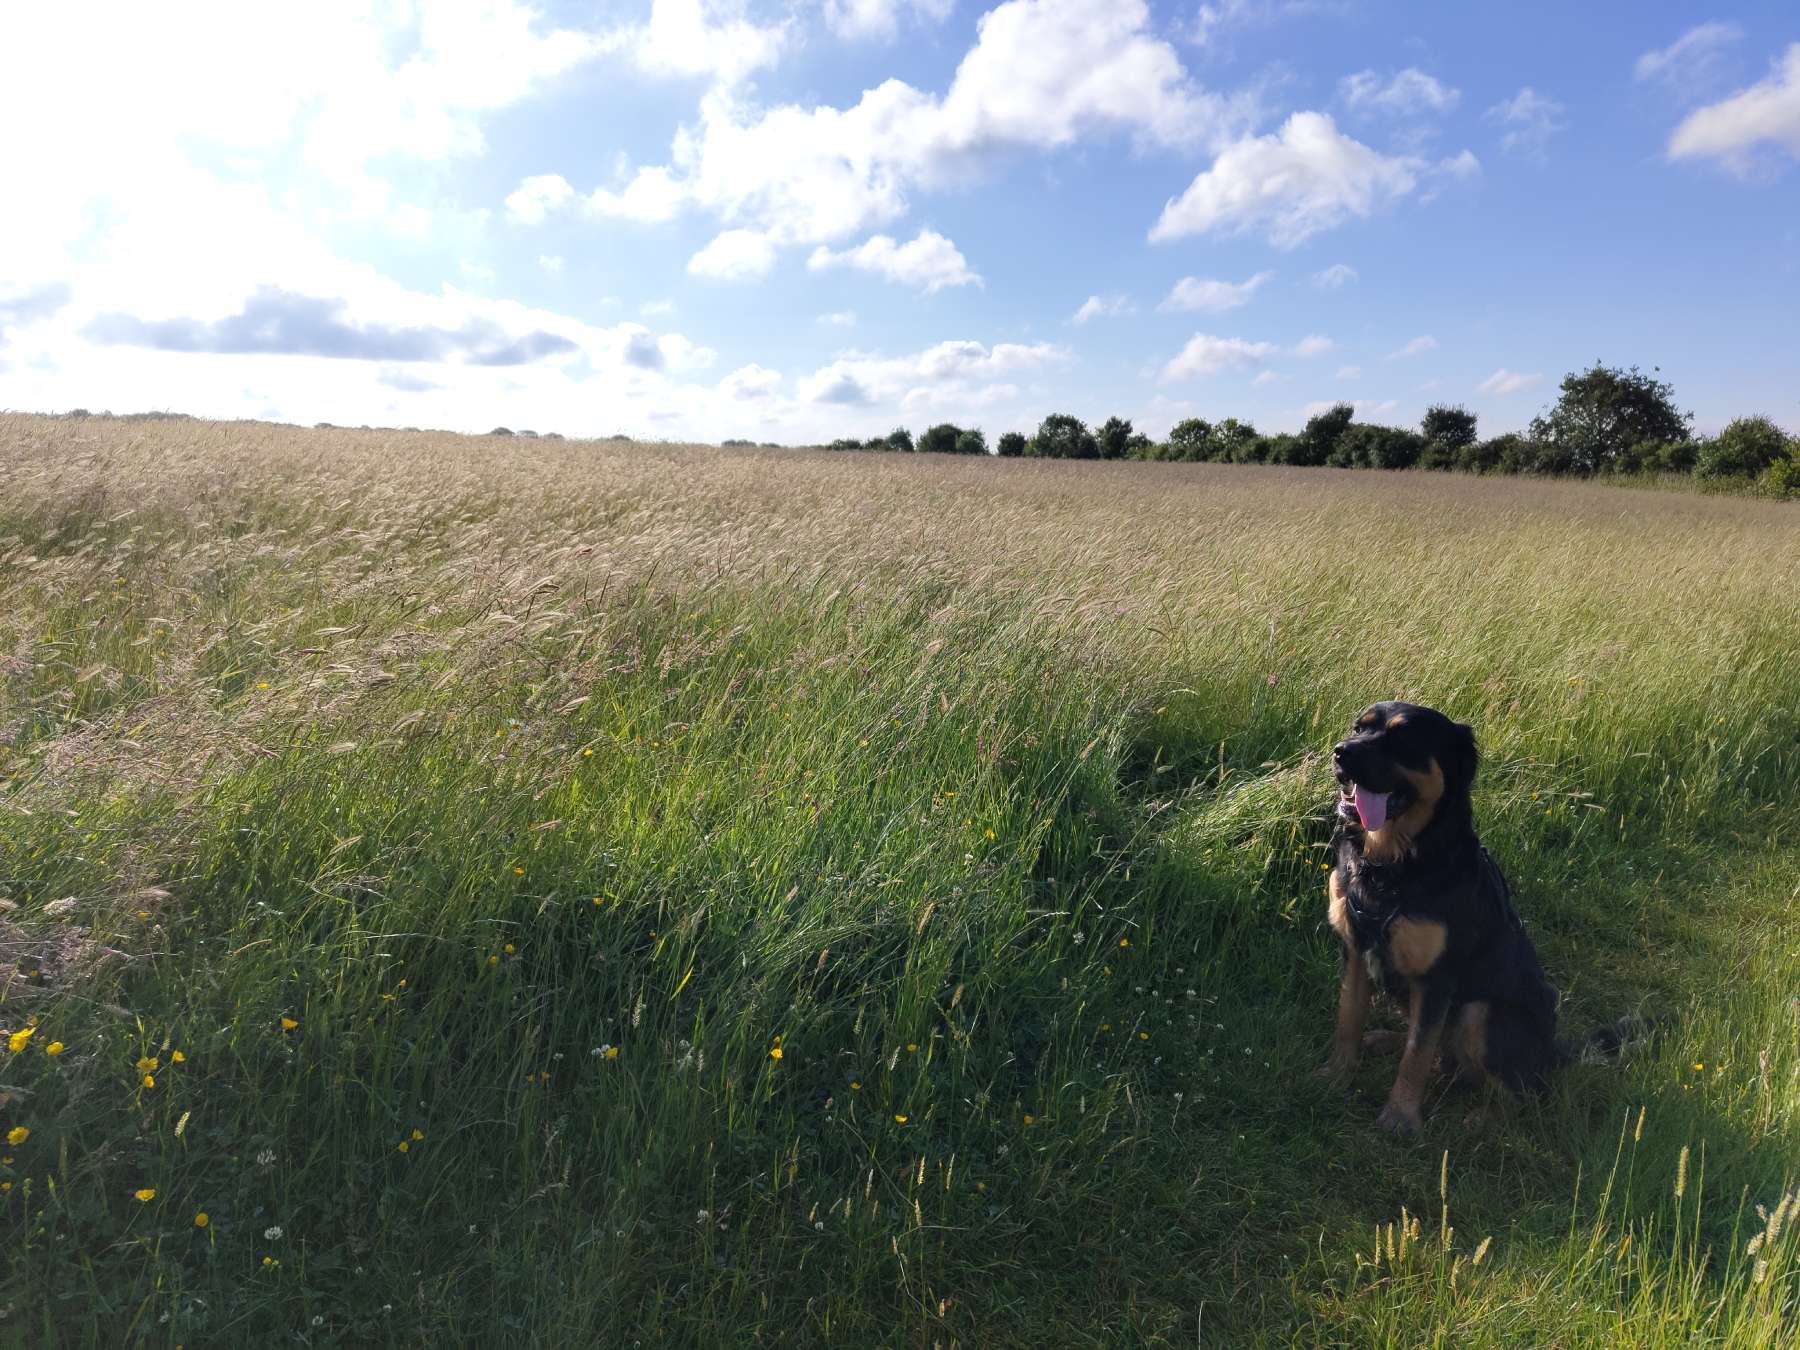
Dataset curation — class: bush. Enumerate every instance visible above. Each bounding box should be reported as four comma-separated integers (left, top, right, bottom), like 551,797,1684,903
1028,414,1099,459
827,438,864,452
1456,436,1509,474
1249,434,1291,465
996,431,1027,458
1096,416,1135,460
885,427,915,453
1529,363,1692,475
1695,416,1790,479
917,423,965,455
487,427,515,437
955,429,989,456
1124,432,1154,459
1763,449,1800,498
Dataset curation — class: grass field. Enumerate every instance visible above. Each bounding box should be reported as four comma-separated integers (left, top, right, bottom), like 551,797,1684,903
3,413,1798,1346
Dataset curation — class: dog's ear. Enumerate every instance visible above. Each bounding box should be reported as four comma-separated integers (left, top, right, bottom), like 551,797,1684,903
1441,720,1479,791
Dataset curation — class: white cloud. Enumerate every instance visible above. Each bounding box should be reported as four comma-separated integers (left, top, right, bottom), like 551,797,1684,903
1251,369,1281,386
1477,368,1542,396
807,230,981,292
1485,87,1567,160
640,299,677,316
1339,68,1459,117
818,310,859,327
1157,270,1274,313
688,229,779,281
1312,263,1358,289
719,362,783,399
1160,333,1279,381
538,254,565,273
506,174,576,224
1389,335,1437,358
1669,45,1800,171
629,0,789,88
1293,334,1334,357
798,338,1067,407
1072,294,1134,324
1335,364,1361,379
588,0,1241,251
1150,112,1475,248
824,0,955,42
1635,22,1743,95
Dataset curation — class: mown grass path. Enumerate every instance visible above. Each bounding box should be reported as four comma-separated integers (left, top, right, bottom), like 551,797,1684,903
2,416,1797,1345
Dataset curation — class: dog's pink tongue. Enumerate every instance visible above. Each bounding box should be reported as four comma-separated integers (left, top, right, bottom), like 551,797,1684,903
1353,787,1390,832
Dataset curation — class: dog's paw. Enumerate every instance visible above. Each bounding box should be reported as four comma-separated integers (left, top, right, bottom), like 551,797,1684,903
1376,1103,1423,1136
1361,1030,1406,1056
1314,1053,1357,1083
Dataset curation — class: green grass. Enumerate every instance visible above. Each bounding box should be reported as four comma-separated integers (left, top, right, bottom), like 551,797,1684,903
2,414,1798,1345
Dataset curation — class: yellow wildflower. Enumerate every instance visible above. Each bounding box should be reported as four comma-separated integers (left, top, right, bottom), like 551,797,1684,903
850,1081,862,1090
143,1074,156,1088
280,1017,299,1031
137,1056,159,1072
134,1188,156,1202
411,1128,424,1141
46,1041,65,1057
397,1141,410,1153
487,955,499,966
1118,938,1129,948
194,1212,209,1228
769,1046,783,1060
906,1043,918,1053
605,1046,619,1060
1023,1114,1035,1126
894,1114,908,1124
6,1027,34,1053
172,1051,186,1063
5,1127,27,1146
503,943,515,954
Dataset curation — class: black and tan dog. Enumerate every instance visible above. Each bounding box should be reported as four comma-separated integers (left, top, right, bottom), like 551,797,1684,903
1318,701,1562,1134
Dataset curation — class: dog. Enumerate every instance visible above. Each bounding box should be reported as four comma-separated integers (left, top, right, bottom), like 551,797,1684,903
1318,701,1563,1135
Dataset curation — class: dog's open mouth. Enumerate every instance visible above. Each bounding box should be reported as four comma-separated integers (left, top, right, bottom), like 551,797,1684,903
1338,781,1406,831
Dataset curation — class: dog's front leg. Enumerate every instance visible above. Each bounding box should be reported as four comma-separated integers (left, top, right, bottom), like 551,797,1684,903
1317,945,1372,1080
1377,976,1450,1135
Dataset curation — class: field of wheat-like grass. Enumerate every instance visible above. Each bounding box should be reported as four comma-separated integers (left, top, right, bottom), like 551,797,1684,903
3,413,1798,1345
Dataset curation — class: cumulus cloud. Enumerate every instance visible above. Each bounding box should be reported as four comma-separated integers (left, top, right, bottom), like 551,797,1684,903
807,230,980,292
1486,88,1567,160
588,0,1240,252
719,363,782,399
628,0,789,88
688,229,780,281
506,174,575,224
799,338,1066,407
86,288,579,367
1312,263,1358,289
1159,333,1279,381
1477,368,1542,396
824,0,955,42
1389,335,1437,359
1157,271,1273,313
0,282,71,337
1668,45,1800,171
1335,364,1360,379
818,310,858,328
1151,112,1475,248
1072,294,1134,324
1339,68,1459,117
377,366,441,393
1293,334,1335,357
1635,22,1743,97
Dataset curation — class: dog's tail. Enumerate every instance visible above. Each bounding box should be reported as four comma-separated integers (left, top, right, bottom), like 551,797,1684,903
1558,1013,1657,1066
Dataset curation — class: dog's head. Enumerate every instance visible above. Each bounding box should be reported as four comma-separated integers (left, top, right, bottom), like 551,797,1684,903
1332,701,1478,838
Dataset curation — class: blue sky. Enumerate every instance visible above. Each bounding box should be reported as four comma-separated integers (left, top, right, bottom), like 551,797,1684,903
2,1,1797,442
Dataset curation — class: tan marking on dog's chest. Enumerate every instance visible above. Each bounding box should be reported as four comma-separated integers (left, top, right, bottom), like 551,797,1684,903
1362,758,1446,863
1386,916,1448,975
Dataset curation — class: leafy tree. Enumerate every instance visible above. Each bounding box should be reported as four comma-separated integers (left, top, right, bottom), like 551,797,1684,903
954,428,989,456
1028,413,1099,459
1216,418,1260,463
885,426,916,453
1096,416,1135,460
1287,403,1355,466
996,431,1027,458
1124,431,1154,459
1419,404,1477,470
1695,416,1790,478
827,437,864,452
1764,446,1800,498
917,423,965,455
1247,434,1289,464
1528,364,1692,476
1456,436,1513,474
1167,418,1214,461
1334,423,1423,470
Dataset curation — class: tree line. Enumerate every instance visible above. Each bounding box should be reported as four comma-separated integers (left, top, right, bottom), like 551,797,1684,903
824,364,1800,497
